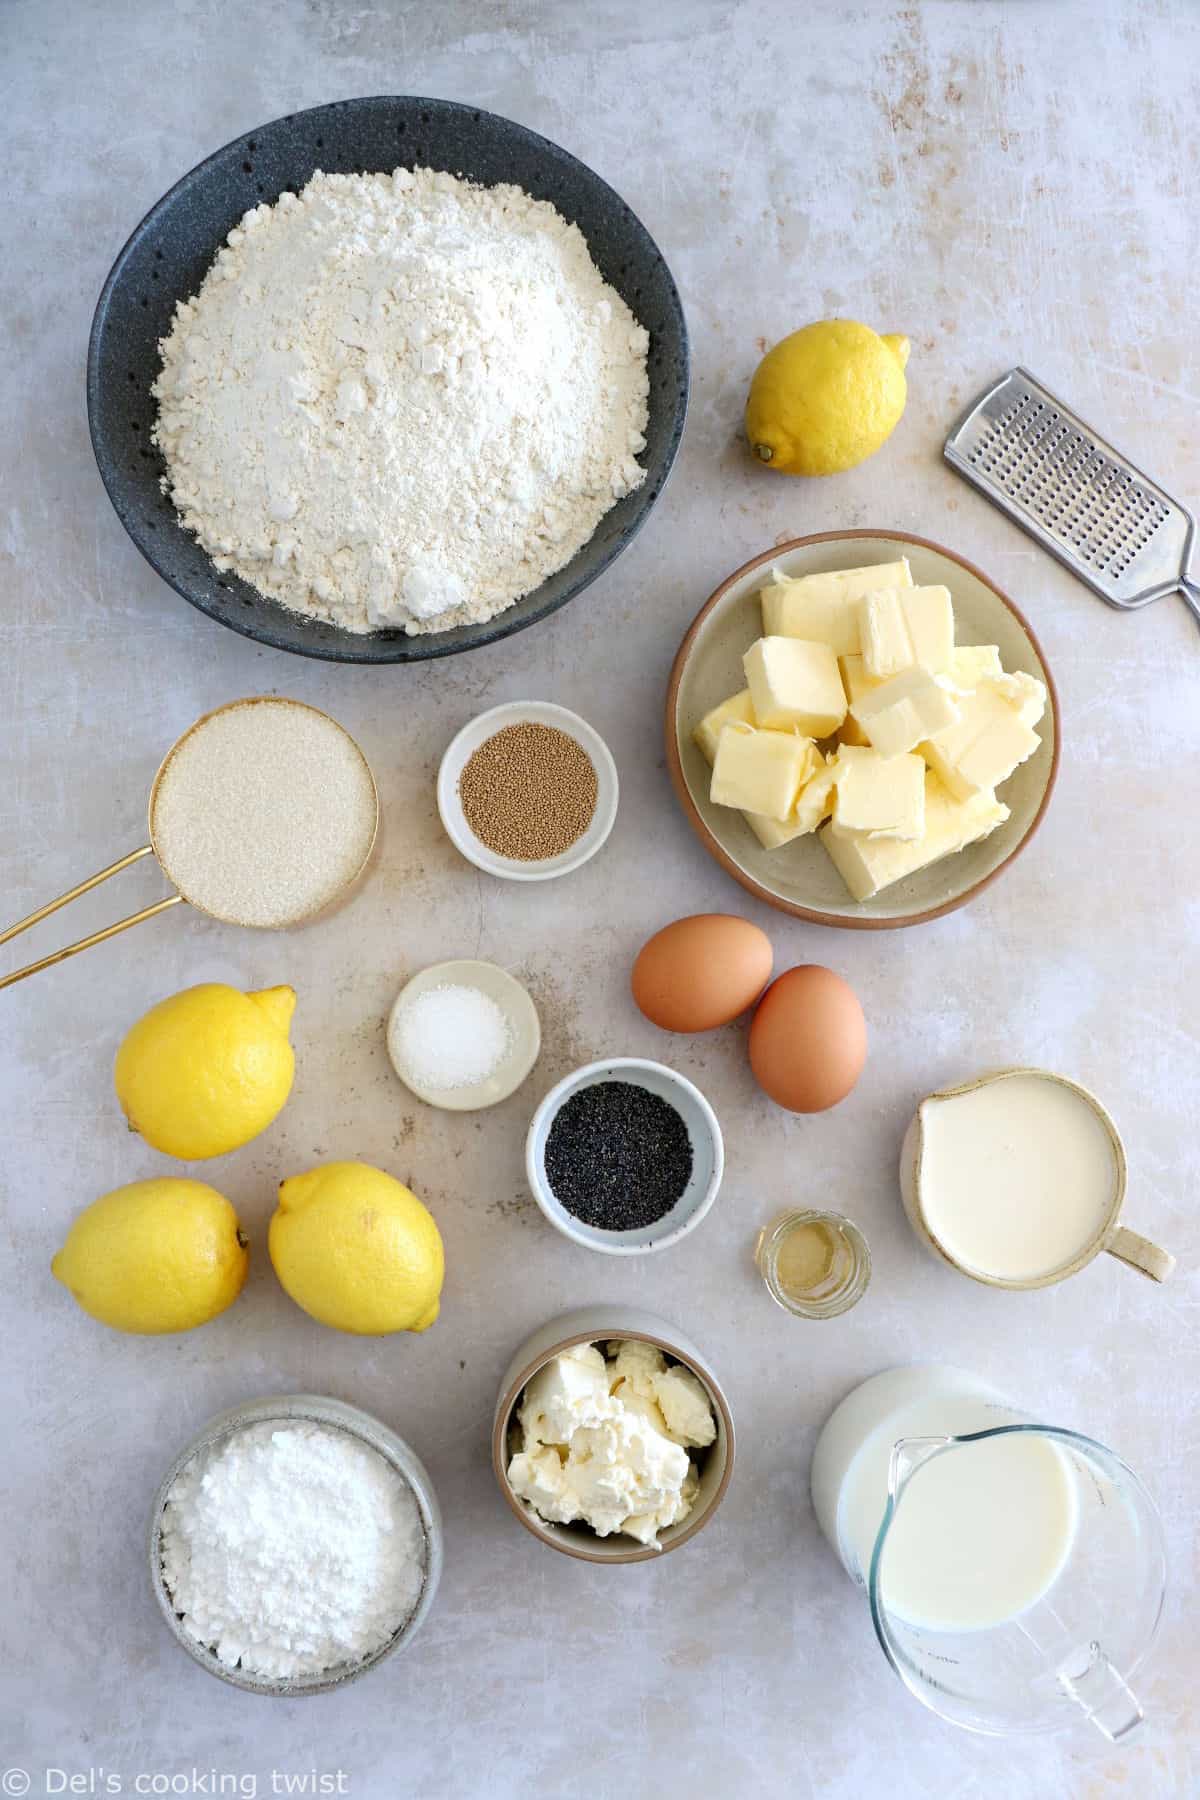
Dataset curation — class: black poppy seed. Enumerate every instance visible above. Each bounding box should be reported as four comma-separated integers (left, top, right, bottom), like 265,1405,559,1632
543,1080,693,1232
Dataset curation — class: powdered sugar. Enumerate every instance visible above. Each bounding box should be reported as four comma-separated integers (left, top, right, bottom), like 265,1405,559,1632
152,167,650,635
159,1421,426,1679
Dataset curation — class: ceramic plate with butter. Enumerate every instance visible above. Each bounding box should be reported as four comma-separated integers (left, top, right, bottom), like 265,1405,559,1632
665,531,1060,929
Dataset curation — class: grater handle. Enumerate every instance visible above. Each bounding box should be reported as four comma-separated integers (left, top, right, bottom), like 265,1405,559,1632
1178,576,1200,630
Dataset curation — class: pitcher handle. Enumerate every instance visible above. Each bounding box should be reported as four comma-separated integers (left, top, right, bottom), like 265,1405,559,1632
1057,1640,1144,1743
1106,1226,1175,1283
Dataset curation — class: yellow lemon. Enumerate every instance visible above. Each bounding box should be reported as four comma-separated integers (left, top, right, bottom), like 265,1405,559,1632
115,983,296,1160
269,1161,444,1336
52,1178,248,1334
745,320,910,476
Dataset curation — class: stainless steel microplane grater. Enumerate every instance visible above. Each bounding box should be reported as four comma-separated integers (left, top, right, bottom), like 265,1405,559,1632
945,367,1200,632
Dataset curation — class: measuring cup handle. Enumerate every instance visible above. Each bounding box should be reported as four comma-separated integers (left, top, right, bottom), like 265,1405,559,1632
1105,1225,1175,1283
0,847,181,992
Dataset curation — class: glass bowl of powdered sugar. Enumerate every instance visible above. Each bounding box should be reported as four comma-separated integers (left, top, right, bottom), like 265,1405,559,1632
148,1394,443,1694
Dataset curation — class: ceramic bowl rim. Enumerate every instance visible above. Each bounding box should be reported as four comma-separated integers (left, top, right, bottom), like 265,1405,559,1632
436,701,620,881
147,1393,443,1695
664,528,1062,929
524,1055,724,1254
491,1324,735,1563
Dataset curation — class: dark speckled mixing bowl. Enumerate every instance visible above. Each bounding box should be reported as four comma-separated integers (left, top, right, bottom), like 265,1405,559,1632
88,96,689,664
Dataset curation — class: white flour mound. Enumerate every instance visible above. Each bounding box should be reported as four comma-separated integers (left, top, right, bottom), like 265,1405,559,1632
160,1421,426,1679
152,167,650,634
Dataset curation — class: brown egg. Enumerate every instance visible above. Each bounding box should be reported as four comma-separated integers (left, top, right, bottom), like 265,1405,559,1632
748,965,867,1112
632,914,773,1033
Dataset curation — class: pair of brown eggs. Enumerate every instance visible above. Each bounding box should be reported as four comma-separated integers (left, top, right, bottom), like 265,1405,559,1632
631,914,866,1113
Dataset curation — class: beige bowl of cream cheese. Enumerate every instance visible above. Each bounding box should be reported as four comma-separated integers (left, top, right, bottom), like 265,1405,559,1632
492,1307,735,1563
900,1067,1175,1291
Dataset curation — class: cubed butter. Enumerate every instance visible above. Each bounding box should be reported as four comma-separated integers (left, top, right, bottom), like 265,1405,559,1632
831,746,926,841
744,809,809,851
819,773,1011,901
850,667,961,757
710,722,812,822
761,558,913,648
987,669,1048,729
949,644,1003,688
859,585,955,678
921,681,1041,800
692,688,756,763
837,652,885,745
791,753,838,836
744,636,846,737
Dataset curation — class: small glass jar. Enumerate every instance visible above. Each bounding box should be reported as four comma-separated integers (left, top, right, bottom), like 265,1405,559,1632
755,1209,871,1319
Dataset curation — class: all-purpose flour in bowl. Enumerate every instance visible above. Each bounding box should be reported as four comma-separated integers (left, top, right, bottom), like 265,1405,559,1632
159,1420,426,1680
152,167,650,635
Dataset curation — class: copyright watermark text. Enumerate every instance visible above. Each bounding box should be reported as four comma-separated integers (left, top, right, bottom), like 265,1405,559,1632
3,1773,349,1798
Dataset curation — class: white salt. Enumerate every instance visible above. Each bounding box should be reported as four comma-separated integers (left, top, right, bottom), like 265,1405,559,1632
390,983,514,1092
152,698,377,928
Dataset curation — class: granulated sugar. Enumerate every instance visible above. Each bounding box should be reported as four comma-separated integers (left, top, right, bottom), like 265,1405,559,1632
160,1420,426,1680
152,699,376,927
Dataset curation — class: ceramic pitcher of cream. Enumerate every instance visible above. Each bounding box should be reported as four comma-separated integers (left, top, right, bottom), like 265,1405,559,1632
900,1067,1174,1289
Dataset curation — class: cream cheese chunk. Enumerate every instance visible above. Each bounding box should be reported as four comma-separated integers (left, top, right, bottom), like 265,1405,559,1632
760,558,913,650
831,746,926,841
710,721,815,821
744,636,847,736
820,773,1010,901
921,679,1041,800
692,688,756,763
850,666,961,757
859,585,954,678
508,1341,716,1548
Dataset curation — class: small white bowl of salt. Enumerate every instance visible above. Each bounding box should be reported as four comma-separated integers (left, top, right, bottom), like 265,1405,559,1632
386,959,541,1112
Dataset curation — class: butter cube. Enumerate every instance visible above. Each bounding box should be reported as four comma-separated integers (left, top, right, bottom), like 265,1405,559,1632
851,667,961,757
921,681,1041,800
761,558,913,649
820,773,1011,901
859,585,955,678
744,636,846,737
692,688,756,763
949,644,1003,688
710,722,812,821
790,753,837,837
988,669,1047,729
832,746,926,841
837,653,884,745
744,808,810,851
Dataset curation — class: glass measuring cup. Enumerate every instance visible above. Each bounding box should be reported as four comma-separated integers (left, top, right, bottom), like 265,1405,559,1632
867,1423,1166,1740
0,697,379,989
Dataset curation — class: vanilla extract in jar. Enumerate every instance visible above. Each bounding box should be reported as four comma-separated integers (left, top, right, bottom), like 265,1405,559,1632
755,1210,871,1319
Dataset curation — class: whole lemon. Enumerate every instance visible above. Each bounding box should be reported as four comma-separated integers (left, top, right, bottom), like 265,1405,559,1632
745,320,910,476
115,983,296,1160
269,1161,444,1335
51,1178,248,1334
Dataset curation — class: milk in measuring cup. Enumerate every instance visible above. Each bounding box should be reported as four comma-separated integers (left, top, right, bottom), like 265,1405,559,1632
811,1366,1078,1632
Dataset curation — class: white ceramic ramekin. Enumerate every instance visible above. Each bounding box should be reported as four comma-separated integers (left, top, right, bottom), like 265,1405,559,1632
492,1306,735,1563
436,700,619,881
525,1057,724,1254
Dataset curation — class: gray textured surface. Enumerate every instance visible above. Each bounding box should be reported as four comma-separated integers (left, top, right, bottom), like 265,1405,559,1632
2,3,1197,1797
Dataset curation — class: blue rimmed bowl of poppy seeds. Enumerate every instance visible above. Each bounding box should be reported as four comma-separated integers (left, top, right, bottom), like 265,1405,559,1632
525,1058,724,1254
87,95,689,664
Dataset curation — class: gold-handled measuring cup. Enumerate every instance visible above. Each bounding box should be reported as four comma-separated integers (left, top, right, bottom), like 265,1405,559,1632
0,698,379,991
